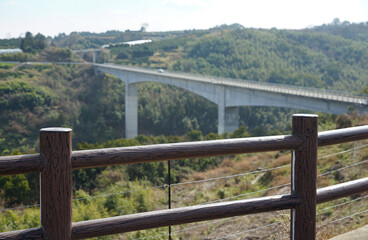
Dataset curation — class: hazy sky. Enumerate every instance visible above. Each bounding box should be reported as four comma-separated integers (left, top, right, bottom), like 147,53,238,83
1,0,368,39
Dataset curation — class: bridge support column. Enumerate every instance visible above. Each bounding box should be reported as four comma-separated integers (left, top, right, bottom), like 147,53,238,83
217,85,239,134
125,83,138,139
217,85,226,135
92,52,96,63
218,105,225,135
225,107,239,133
218,105,240,135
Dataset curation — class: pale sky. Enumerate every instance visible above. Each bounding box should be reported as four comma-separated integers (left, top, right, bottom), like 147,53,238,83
1,0,368,39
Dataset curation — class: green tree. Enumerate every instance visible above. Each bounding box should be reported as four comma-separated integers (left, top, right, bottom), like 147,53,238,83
0,175,31,207
361,86,368,94
20,32,35,53
185,130,203,141
34,33,47,50
230,126,251,138
20,32,47,53
336,114,352,129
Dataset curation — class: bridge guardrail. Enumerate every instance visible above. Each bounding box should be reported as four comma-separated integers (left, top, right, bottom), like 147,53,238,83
95,63,368,105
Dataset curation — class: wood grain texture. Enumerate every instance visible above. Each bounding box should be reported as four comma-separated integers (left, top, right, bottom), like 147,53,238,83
40,128,72,240
0,154,42,176
317,177,368,203
71,194,300,239
1,177,366,240
0,227,45,240
1,123,368,239
71,135,302,169
1,125,367,175
291,114,318,240
319,125,368,147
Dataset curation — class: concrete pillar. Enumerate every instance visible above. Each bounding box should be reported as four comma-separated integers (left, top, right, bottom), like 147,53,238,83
95,51,101,63
125,82,138,139
92,52,96,63
225,107,239,133
217,86,226,135
217,85,239,134
218,104,225,134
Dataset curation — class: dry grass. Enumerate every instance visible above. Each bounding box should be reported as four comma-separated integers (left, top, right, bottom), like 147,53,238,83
168,137,368,239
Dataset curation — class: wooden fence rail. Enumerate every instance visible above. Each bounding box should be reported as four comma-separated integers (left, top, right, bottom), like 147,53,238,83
1,114,368,239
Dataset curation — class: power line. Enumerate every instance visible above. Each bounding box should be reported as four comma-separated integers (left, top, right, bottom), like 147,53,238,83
60,143,368,205
171,164,290,187
0,204,40,212
318,159,368,178
134,218,237,240
71,164,291,203
318,208,368,228
214,222,282,240
0,185,168,211
172,188,368,240
201,183,291,205
73,184,167,202
317,194,368,214
172,143,368,189
173,217,237,234
1,142,365,224
318,143,368,160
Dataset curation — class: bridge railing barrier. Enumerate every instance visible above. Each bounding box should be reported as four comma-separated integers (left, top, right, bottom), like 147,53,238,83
1,114,368,239
95,63,368,104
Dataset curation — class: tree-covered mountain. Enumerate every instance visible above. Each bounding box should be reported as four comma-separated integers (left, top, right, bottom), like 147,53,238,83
107,22,368,92
1,21,368,155
311,18,368,42
2,21,368,93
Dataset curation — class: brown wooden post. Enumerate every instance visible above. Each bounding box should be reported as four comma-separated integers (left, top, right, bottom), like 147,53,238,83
290,114,318,240
40,127,72,239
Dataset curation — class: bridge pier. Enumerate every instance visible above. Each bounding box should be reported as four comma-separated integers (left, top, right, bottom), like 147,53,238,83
125,83,138,139
92,52,96,63
217,85,239,135
92,51,101,63
218,105,239,135
225,107,239,133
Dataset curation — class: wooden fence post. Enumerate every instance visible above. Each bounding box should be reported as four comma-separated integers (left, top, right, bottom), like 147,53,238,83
291,114,318,240
40,127,73,239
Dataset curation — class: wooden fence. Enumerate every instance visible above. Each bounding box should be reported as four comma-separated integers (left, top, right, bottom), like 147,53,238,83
1,114,368,239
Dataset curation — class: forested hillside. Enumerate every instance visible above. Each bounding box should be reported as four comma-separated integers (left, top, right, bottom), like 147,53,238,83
311,18,368,42
1,21,368,154
107,23,368,92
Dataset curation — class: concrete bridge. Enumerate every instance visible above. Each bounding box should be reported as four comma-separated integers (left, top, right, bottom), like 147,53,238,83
94,63,368,139
73,49,102,63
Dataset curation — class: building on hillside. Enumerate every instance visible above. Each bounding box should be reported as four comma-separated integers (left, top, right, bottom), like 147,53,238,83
0,48,22,55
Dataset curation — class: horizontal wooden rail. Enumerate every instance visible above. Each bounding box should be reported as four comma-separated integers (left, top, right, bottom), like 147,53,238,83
0,154,42,176
318,125,368,147
68,177,368,239
1,121,368,239
3,176,368,239
317,177,368,203
0,227,45,239
70,177,368,239
71,194,300,239
1,125,368,176
71,135,302,169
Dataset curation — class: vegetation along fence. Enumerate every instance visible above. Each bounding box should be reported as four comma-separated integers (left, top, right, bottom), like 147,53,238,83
1,114,368,239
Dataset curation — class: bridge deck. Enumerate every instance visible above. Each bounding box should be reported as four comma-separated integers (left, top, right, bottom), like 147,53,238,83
95,63,368,106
